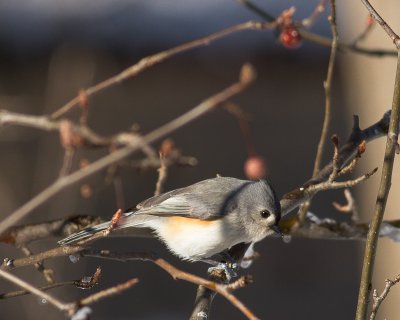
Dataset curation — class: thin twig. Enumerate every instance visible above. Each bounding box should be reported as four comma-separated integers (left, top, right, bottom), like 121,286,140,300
0,64,256,235
154,153,168,196
0,215,104,246
19,245,55,284
312,0,339,173
355,2,400,318
306,167,377,194
107,147,126,210
328,135,340,182
301,1,327,28
360,0,400,48
112,173,125,210
79,278,139,306
0,268,67,311
49,21,275,119
370,274,400,320
280,108,389,216
298,0,338,222
332,188,360,222
59,148,75,177
352,15,375,46
0,267,101,299
0,280,75,299
0,266,140,319
223,102,256,157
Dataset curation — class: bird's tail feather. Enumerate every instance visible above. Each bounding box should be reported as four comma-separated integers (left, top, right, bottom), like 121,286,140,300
58,214,157,245
58,221,111,245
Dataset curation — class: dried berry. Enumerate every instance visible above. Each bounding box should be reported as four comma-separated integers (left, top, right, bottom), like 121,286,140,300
279,26,302,49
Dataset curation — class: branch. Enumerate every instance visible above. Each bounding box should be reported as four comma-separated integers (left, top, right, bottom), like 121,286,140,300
360,0,400,49
297,0,339,222
370,274,400,320
19,245,55,284
332,188,360,222
0,268,67,311
0,110,395,248
82,250,259,320
49,21,276,119
0,64,256,236
237,0,397,57
2,246,257,320
355,2,400,317
0,267,138,319
154,153,168,196
280,110,391,216
0,267,101,299
0,215,105,246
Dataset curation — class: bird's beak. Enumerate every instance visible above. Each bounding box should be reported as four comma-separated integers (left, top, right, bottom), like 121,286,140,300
271,224,284,238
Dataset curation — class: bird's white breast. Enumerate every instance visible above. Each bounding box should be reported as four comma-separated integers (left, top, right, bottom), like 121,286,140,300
144,216,245,261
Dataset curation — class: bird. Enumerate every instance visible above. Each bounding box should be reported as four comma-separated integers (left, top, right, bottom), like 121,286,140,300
59,176,281,264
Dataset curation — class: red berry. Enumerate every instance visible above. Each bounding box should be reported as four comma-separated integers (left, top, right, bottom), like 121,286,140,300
244,156,267,180
279,26,302,49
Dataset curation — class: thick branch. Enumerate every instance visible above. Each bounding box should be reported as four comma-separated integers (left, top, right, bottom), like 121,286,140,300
355,58,400,319
355,2,400,318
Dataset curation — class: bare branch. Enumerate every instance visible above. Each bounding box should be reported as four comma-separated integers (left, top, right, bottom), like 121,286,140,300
0,267,101,299
19,245,55,284
0,268,67,312
1,243,257,320
355,4,400,318
361,0,400,48
351,14,375,46
50,21,275,119
281,110,391,216
85,250,258,320
328,135,340,182
370,274,400,320
299,0,327,29
0,266,139,319
237,0,397,57
307,167,377,193
154,153,168,196
332,188,360,222
0,64,256,235
297,0,338,222
78,278,138,307
0,280,75,299
0,215,104,246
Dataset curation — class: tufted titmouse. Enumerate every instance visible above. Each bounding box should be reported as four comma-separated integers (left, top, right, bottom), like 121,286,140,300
59,176,281,263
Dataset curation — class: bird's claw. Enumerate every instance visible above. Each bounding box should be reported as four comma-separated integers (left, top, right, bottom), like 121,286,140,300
207,262,238,282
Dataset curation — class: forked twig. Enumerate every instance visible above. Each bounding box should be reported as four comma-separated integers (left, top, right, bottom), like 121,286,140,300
370,274,400,320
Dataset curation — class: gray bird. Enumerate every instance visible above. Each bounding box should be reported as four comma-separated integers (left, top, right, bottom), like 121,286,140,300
59,176,281,262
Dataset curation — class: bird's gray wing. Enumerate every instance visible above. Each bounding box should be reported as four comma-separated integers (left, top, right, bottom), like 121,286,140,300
133,178,250,220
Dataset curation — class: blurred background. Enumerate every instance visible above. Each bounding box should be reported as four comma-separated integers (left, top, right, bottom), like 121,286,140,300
0,0,399,319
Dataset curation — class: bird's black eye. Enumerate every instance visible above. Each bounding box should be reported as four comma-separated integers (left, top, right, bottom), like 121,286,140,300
260,210,271,218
